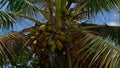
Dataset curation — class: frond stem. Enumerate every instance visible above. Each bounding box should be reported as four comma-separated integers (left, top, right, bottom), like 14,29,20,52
66,48,72,68
17,14,42,25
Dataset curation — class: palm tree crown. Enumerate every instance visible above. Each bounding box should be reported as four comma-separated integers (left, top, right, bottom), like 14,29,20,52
0,0,120,68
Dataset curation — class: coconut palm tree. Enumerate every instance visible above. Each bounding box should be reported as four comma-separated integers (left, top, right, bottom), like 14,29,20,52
0,0,120,68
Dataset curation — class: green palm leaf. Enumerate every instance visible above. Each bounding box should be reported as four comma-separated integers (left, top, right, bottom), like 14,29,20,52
0,10,42,29
0,0,45,21
0,0,120,67
67,29,120,67
0,10,18,28
0,31,30,66
66,0,120,19
99,26,120,46
81,23,120,46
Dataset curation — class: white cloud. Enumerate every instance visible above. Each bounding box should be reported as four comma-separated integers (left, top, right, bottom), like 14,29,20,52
107,22,120,26
113,13,119,17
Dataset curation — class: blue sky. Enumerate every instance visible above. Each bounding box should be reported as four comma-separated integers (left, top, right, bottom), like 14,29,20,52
90,10,120,26
0,10,119,34
0,3,120,34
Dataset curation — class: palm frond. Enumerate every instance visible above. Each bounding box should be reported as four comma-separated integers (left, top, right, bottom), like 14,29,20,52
0,0,8,9
99,26,120,46
67,29,120,68
0,10,18,28
86,0,119,12
0,10,42,29
0,31,30,66
80,23,120,46
67,0,120,20
0,0,45,21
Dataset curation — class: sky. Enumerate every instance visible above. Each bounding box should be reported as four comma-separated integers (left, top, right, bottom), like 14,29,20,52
0,10,120,34
90,10,120,26
0,3,120,34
